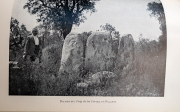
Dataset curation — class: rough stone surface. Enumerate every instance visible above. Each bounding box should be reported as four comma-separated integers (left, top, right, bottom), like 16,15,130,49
115,34,135,76
85,32,118,74
77,82,89,88
77,71,116,87
89,71,117,85
119,34,135,62
59,33,88,75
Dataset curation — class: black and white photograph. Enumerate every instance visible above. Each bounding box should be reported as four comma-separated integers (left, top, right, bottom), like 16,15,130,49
9,0,166,96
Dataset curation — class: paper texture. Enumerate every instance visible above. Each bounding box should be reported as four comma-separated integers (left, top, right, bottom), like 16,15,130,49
1,0,180,111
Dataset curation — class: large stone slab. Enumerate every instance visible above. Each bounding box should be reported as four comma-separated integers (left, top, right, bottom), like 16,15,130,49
118,34,135,62
59,33,88,75
115,34,135,76
85,32,118,73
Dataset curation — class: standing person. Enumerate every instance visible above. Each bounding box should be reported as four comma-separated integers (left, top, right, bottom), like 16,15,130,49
23,28,42,63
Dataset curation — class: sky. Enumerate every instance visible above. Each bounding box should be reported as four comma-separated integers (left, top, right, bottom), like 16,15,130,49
12,0,162,41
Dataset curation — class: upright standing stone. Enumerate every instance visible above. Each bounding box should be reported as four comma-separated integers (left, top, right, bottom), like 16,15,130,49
119,34,135,61
115,34,135,76
85,32,118,74
59,33,88,75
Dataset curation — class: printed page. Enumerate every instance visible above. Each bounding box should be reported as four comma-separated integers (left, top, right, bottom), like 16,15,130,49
0,0,180,111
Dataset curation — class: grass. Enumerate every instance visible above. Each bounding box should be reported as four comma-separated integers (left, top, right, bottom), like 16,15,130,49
9,34,166,96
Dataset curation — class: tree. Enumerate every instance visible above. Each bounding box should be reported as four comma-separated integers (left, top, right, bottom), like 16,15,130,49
10,17,29,61
100,23,115,32
10,17,21,51
24,0,99,39
100,23,120,39
10,17,29,50
147,2,166,50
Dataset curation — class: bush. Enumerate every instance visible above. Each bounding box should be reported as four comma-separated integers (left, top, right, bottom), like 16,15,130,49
41,44,63,76
112,38,166,96
42,31,64,48
9,31,166,96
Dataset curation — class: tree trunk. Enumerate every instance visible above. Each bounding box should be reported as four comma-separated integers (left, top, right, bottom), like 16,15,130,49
62,22,73,39
62,6,73,39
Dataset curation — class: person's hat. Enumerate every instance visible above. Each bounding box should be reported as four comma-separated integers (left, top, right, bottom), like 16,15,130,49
32,28,38,34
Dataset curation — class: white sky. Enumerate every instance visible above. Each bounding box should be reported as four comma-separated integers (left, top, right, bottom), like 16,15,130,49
12,0,162,41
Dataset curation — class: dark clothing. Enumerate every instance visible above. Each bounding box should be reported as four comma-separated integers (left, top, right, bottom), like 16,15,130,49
34,45,40,55
24,36,42,62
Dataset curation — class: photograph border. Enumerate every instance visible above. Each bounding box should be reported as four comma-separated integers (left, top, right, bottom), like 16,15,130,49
1,0,180,111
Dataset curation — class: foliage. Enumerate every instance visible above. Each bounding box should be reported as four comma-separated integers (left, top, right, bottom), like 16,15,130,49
41,44,63,76
37,24,64,49
147,1,166,50
112,37,165,96
82,31,92,37
100,23,115,32
9,32,166,96
99,23,120,39
23,0,99,39
9,17,29,61
10,17,28,50
147,2,165,25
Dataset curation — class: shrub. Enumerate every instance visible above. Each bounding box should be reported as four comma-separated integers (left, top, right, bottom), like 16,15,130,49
112,38,166,96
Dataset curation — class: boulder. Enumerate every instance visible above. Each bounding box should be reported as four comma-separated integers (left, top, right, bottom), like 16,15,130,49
85,32,118,73
89,71,117,85
59,33,88,75
77,82,89,88
77,71,116,87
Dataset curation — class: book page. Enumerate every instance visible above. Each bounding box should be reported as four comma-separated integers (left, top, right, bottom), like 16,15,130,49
0,0,180,111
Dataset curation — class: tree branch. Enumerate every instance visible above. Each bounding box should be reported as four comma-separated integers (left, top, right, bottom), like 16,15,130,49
39,0,55,9
71,0,76,12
